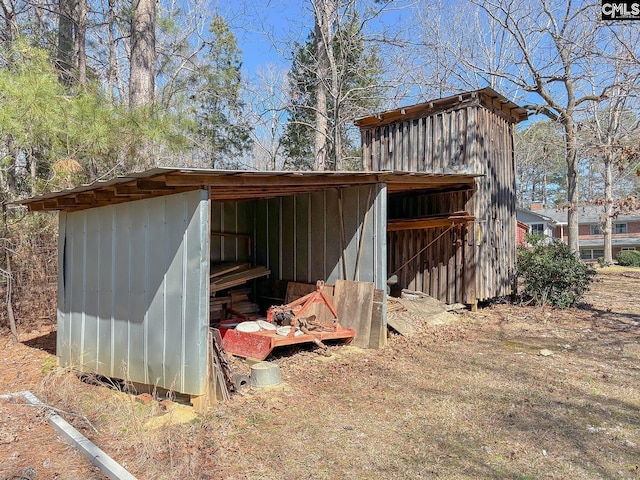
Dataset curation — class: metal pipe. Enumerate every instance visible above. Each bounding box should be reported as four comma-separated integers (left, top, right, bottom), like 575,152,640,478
0,391,137,480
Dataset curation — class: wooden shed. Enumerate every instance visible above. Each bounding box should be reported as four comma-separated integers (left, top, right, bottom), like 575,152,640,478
356,87,527,304
17,168,479,409
16,88,524,408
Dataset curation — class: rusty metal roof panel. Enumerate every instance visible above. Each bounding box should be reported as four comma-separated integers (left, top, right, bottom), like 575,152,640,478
14,168,481,212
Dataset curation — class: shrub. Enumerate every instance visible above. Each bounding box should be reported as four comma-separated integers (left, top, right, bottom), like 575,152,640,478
517,234,596,308
616,250,640,267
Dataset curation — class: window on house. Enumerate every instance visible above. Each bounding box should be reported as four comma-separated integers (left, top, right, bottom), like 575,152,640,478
580,249,605,260
530,223,544,234
590,224,602,235
615,223,628,234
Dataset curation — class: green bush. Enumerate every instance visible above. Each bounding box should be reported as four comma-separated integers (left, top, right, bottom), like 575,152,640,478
517,234,596,309
616,250,640,267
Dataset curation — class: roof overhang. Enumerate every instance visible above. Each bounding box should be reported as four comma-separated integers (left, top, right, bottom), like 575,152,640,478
14,168,481,212
580,237,640,248
516,207,560,225
355,87,528,128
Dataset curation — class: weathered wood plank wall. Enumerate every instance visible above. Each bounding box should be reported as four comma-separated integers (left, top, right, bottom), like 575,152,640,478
360,93,518,303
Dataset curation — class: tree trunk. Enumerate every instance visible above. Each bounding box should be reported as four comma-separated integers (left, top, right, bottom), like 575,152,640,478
107,0,118,101
6,137,18,197
603,152,614,264
564,117,580,254
57,0,75,84
0,0,18,45
129,0,156,107
313,0,333,171
5,248,18,344
76,0,87,87
2,203,17,344
29,152,37,195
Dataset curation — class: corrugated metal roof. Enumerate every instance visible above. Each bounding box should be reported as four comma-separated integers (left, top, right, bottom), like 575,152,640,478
355,87,528,128
15,168,480,212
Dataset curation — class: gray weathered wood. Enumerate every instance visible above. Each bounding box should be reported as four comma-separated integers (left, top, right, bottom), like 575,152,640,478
362,93,518,305
334,280,374,349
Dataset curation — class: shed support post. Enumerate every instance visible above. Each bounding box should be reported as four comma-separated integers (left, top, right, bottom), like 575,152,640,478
191,394,210,414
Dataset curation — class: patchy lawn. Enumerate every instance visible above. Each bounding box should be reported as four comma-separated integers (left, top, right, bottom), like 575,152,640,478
1,266,640,479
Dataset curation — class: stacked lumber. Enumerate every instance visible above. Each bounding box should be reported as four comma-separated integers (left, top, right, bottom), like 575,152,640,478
210,263,270,293
210,295,231,321
210,261,250,278
228,288,260,317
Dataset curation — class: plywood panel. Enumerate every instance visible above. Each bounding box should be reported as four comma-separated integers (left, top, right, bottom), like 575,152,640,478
334,280,374,349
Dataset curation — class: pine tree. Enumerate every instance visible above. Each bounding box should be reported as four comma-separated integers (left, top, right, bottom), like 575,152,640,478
282,8,382,171
187,15,252,168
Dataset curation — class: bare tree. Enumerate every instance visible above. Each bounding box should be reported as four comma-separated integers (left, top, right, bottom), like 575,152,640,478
245,64,289,170
0,0,18,46
515,120,565,207
414,0,640,253
582,54,640,264
311,0,335,170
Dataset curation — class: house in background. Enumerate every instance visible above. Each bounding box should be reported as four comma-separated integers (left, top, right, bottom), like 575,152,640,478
516,202,561,239
517,202,640,260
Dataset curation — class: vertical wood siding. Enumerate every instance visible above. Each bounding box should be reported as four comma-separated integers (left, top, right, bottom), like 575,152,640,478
362,101,517,302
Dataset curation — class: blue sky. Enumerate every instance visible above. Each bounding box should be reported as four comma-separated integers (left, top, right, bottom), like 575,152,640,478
222,0,410,79
224,0,313,75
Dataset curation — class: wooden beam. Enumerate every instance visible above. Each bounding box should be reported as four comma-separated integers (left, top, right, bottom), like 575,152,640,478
114,185,146,196
387,215,475,232
166,172,382,188
136,180,169,190
94,190,114,201
75,193,96,204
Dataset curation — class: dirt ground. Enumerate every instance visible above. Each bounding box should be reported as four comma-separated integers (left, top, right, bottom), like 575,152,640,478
1,266,639,480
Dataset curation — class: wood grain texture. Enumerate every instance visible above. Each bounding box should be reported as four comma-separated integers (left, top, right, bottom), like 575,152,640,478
334,280,374,349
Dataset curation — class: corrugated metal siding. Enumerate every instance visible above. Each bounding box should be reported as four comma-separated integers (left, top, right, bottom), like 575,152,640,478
57,190,209,395
361,103,517,302
255,185,387,289
211,185,387,291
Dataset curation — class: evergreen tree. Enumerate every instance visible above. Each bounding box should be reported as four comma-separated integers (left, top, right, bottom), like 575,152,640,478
187,15,252,168
282,9,383,171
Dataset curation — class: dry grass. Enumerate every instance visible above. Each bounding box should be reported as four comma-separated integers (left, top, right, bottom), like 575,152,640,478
2,267,640,479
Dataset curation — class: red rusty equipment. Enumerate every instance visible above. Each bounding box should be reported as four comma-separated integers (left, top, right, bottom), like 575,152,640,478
220,281,355,360
267,281,339,335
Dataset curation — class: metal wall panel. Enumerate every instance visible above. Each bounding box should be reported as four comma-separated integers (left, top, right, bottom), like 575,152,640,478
251,185,387,290
210,200,254,263
57,190,209,395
